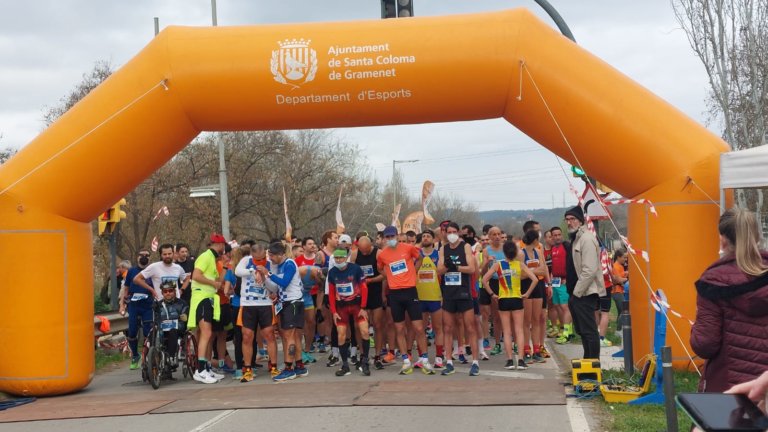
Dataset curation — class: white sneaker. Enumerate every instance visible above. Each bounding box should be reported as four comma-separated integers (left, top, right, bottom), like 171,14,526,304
193,370,218,384
419,358,435,375
480,351,490,361
208,369,225,380
434,357,444,368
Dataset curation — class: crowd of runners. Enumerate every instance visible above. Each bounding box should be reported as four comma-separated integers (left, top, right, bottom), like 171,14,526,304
118,211,628,384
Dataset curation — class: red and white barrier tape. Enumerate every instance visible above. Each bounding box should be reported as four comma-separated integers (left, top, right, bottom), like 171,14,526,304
151,236,159,252
152,205,170,221
650,294,695,325
568,184,596,234
603,199,657,217
620,235,649,262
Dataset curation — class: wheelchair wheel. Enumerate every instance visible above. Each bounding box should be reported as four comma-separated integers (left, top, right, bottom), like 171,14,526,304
148,346,162,390
183,332,198,379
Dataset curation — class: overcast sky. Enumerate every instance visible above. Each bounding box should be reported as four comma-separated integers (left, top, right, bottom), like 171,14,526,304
0,1,712,211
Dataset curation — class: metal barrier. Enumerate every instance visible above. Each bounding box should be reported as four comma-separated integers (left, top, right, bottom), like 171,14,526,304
93,311,128,337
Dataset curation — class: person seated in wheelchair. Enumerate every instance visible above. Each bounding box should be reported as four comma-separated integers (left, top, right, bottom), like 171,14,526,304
154,282,189,370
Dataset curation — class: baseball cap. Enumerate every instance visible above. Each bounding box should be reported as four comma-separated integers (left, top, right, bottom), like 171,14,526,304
382,226,398,237
210,233,226,244
338,234,352,244
332,248,349,258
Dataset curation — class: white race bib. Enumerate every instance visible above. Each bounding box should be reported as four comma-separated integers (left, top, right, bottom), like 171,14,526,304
161,319,179,331
444,272,462,286
551,277,562,288
130,293,149,302
336,282,354,297
418,269,436,283
361,265,374,277
389,259,408,276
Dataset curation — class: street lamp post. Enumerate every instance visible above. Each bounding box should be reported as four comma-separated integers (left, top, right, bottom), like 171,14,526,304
392,159,419,212
210,0,230,240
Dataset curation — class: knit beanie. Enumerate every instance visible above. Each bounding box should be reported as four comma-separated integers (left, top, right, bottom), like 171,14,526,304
564,205,585,224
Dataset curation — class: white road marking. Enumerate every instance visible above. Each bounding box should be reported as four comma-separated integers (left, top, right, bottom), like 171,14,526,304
189,410,235,432
567,398,591,432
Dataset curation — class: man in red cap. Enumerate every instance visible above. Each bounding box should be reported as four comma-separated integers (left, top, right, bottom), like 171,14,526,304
189,233,227,384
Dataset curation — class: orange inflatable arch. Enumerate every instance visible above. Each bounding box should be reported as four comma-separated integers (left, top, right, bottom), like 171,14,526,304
0,9,727,395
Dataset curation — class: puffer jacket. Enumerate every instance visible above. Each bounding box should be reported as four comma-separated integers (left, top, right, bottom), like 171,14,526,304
691,252,768,392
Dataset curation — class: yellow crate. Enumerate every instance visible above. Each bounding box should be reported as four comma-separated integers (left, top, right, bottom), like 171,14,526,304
571,358,602,388
600,356,656,404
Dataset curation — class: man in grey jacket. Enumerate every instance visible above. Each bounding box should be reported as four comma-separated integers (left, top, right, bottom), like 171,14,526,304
564,205,605,359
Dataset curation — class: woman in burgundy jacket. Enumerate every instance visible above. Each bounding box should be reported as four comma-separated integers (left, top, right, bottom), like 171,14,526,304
691,207,768,393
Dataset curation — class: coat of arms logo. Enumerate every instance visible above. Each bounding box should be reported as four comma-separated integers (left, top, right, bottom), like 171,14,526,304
271,39,318,89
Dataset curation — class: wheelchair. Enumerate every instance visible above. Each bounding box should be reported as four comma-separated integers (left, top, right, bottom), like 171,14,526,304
140,303,198,389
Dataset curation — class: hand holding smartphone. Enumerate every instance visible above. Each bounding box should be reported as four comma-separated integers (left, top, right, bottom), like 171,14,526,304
677,392,768,431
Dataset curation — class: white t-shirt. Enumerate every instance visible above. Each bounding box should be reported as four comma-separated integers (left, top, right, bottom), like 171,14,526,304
140,262,187,299
234,256,272,307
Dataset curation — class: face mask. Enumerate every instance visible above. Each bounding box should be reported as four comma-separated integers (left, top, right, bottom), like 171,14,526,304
447,234,459,244
138,256,149,266
387,239,398,248
335,261,348,270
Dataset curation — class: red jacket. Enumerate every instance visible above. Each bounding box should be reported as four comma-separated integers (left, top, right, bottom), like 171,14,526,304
690,252,768,392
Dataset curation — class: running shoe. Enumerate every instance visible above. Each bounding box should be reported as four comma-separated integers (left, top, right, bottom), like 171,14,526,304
524,354,533,363
458,354,468,364
326,355,340,367
434,357,444,369
480,351,490,361
220,363,236,374
350,354,359,367
555,333,572,345
240,368,254,383
600,338,613,347
317,342,327,353
294,366,309,377
416,358,435,375
469,363,480,376
129,358,140,370
532,353,545,363
483,338,490,350
233,369,244,380
208,369,226,380
490,344,502,356
302,352,317,364
547,327,560,338
517,359,529,370
440,363,455,376
269,366,280,377
335,365,351,377
308,342,317,353
273,369,297,382
374,358,385,370
369,337,375,348
465,346,472,356
193,369,218,384
399,362,414,375
540,346,551,358
382,352,396,365
504,359,516,370
360,362,371,376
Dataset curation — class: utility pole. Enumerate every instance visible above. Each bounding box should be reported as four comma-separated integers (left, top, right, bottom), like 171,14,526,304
211,0,230,240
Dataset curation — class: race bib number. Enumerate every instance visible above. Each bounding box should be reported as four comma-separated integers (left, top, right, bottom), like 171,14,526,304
274,301,283,315
130,293,149,302
389,259,408,276
161,319,178,331
418,269,436,283
551,277,562,288
360,265,374,277
336,282,354,297
246,283,266,298
444,272,461,286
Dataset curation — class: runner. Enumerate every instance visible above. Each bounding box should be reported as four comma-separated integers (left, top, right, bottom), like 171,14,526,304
234,244,279,382
255,242,308,382
327,248,372,376
480,227,504,356
351,235,387,370
124,249,153,371
317,230,339,360
189,234,227,384
438,222,480,376
482,240,536,370
550,227,575,345
520,230,549,363
611,249,628,331
377,225,434,375
415,229,445,368
174,243,195,304
295,237,320,363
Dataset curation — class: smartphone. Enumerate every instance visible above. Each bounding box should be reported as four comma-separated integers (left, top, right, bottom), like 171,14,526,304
677,392,768,432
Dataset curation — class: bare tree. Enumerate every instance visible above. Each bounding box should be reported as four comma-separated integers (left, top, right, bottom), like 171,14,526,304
43,60,113,127
672,0,768,215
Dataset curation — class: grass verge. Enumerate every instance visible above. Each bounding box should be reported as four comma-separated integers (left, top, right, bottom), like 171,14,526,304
598,368,699,432
95,350,127,370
